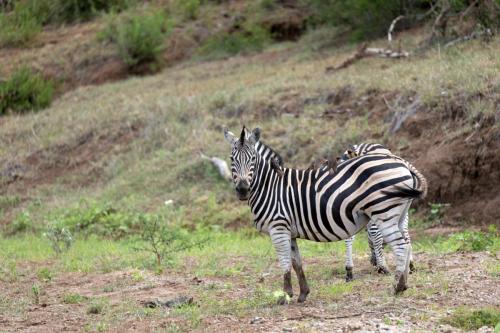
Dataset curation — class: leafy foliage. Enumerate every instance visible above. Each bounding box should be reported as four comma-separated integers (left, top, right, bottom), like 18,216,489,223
446,225,498,252
0,67,54,114
305,0,428,40
198,26,270,59
0,1,41,47
101,11,169,69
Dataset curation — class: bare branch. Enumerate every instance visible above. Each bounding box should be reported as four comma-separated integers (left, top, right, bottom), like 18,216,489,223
388,15,404,44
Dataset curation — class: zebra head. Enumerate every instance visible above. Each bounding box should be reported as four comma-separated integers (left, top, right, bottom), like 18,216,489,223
223,126,259,200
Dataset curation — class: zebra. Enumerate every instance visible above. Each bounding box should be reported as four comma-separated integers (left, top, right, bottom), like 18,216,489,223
255,139,423,281
224,126,427,302
339,143,427,278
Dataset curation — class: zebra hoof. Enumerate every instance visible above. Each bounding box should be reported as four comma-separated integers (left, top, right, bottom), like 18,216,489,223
370,255,377,267
345,267,353,282
394,271,408,294
297,292,309,303
377,266,390,275
409,261,416,274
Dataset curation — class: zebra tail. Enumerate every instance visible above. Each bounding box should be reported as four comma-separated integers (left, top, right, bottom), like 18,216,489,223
408,165,428,199
382,184,423,200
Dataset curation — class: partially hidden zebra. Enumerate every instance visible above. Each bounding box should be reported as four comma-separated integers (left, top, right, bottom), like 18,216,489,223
224,126,427,302
256,137,425,281
339,143,427,279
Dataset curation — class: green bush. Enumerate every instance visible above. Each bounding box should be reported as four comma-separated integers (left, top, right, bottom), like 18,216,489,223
102,11,169,68
0,67,54,114
442,307,500,330
0,1,42,47
198,26,270,59
3,211,36,235
42,0,134,24
305,0,428,41
176,0,200,20
47,203,143,238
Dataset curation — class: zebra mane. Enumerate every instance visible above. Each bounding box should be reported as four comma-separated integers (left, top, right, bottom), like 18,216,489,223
255,140,284,167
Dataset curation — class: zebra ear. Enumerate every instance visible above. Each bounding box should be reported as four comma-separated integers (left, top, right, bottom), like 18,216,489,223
252,128,261,142
223,127,236,145
247,128,258,146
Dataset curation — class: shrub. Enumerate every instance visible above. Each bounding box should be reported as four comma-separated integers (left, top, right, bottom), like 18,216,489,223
0,2,42,47
176,0,200,20
44,0,134,24
102,11,169,69
3,211,36,235
442,307,500,330
305,0,428,41
134,215,207,268
198,26,270,59
0,67,54,115
47,202,147,238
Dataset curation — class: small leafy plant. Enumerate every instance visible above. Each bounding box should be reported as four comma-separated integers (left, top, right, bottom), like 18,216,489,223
44,222,73,255
446,225,498,252
134,214,206,269
32,283,41,305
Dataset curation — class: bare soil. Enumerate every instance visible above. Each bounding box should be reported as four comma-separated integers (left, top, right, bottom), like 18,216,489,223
0,251,498,332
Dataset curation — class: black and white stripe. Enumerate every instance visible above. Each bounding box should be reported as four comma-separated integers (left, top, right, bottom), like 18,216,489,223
224,127,427,302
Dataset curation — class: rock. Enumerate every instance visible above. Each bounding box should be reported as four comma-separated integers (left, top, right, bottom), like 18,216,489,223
142,295,194,309
250,317,264,324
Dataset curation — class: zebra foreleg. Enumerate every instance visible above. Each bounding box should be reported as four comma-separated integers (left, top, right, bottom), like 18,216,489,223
344,236,354,282
269,227,293,304
291,239,310,302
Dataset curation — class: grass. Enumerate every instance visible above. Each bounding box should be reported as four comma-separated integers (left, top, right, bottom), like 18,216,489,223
442,307,500,330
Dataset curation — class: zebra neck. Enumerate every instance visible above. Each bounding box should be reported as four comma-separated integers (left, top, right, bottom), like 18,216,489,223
248,155,285,223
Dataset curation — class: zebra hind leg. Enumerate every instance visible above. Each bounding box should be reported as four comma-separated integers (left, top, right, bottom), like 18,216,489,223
291,239,310,302
367,223,390,275
375,206,412,294
400,212,416,273
344,236,354,282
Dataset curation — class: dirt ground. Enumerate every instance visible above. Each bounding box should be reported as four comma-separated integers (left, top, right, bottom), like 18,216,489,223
1,250,498,332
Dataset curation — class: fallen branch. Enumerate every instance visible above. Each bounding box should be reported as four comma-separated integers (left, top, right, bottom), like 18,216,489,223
325,43,367,72
365,47,409,58
444,28,493,48
387,15,404,44
325,44,408,73
200,152,231,181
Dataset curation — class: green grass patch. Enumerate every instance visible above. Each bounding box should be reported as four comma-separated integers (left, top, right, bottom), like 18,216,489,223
442,307,500,330
63,293,87,304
